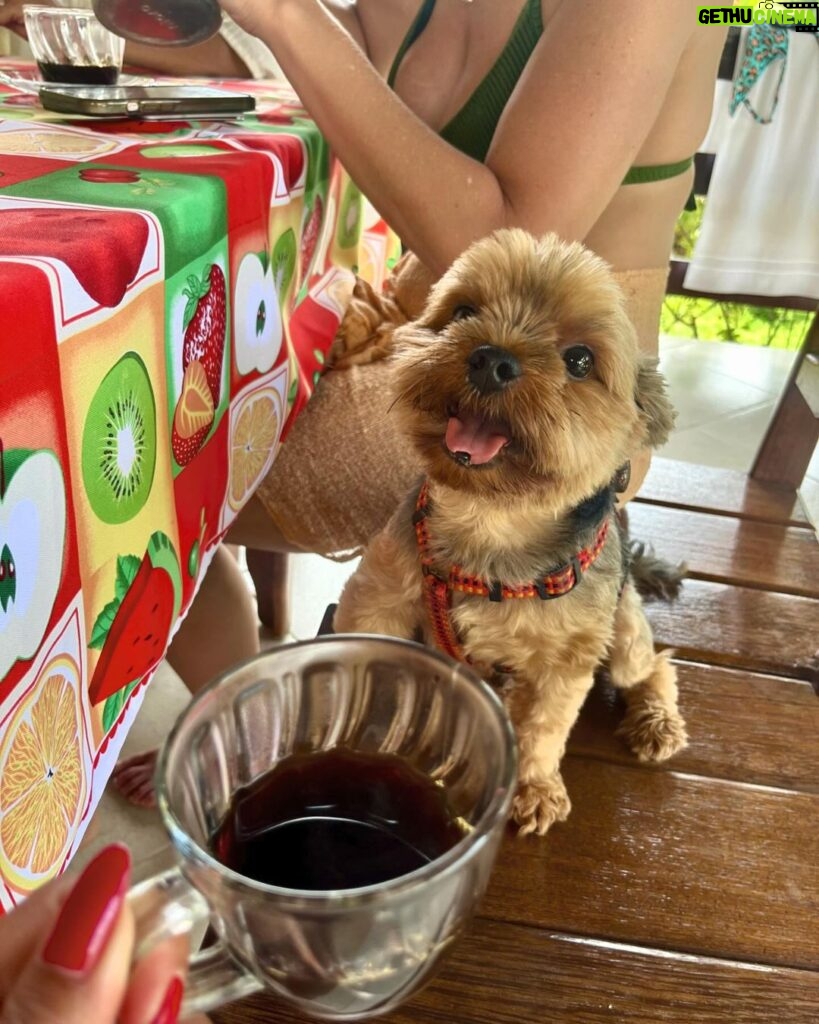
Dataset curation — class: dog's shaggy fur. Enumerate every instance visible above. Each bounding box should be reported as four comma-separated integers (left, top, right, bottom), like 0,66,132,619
334,230,687,835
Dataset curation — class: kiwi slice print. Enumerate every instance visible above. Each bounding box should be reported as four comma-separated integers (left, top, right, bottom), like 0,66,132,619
272,228,296,303
82,353,157,525
336,179,362,249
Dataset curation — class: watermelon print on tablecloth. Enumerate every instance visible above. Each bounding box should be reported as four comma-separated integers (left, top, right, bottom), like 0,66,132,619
0,263,81,707
0,202,152,310
87,531,182,739
1,165,226,281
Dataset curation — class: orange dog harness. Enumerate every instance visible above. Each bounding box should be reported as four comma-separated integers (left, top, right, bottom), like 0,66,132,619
413,481,610,663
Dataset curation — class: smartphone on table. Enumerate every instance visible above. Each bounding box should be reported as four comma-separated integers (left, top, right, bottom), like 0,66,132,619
39,84,255,119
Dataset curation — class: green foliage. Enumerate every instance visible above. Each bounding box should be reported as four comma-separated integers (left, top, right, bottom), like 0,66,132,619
664,198,809,351
661,296,810,349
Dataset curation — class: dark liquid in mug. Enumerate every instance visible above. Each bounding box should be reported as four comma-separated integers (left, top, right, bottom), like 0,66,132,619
37,62,119,85
210,748,464,890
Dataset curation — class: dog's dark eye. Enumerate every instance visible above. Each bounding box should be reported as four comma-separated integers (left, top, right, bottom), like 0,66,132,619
452,304,478,322
562,345,595,379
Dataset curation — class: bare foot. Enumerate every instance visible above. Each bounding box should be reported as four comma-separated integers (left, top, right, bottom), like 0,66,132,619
110,749,160,808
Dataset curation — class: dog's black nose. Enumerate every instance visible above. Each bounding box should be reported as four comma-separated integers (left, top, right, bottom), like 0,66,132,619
467,345,522,394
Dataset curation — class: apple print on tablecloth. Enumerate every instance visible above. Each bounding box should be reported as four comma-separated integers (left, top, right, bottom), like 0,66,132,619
87,531,182,733
79,168,141,185
0,448,66,681
171,263,226,468
233,250,282,377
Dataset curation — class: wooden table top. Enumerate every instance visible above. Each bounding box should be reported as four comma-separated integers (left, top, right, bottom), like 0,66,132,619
213,459,819,1024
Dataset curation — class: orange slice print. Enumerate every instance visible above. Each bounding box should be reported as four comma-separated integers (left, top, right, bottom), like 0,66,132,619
228,389,280,511
0,657,88,892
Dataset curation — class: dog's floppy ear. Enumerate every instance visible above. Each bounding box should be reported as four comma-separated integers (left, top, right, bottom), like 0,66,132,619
635,358,675,448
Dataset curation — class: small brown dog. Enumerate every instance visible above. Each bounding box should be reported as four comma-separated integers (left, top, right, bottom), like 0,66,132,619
334,229,687,835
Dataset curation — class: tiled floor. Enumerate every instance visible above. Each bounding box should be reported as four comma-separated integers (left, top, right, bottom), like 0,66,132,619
79,336,817,878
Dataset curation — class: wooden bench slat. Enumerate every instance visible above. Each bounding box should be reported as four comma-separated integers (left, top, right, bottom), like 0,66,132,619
637,457,811,527
480,758,819,970
570,663,819,793
627,503,819,598
214,920,819,1024
644,578,819,685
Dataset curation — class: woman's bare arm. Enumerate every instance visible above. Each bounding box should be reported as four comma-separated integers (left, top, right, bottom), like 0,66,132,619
219,0,698,274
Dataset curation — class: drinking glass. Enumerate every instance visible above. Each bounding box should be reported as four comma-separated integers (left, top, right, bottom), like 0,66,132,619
131,635,517,1020
24,5,124,84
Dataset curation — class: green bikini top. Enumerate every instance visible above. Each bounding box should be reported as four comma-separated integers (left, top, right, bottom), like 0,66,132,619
388,0,694,184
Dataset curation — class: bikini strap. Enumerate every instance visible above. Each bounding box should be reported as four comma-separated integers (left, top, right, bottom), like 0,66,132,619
387,0,437,89
622,156,694,186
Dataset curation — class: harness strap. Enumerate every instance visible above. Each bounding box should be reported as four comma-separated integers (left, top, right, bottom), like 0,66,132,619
414,482,610,664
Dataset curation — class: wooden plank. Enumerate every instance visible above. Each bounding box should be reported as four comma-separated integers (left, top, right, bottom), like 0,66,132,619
213,921,819,1024
479,758,819,970
637,457,810,527
627,503,819,598
570,663,819,793
644,578,819,686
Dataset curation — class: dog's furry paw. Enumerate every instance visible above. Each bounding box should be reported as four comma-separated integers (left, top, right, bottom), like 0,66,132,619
617,700,688,763
513,775,571,836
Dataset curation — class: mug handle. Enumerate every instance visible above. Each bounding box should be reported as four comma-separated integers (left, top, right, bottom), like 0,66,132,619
128,866,263,1014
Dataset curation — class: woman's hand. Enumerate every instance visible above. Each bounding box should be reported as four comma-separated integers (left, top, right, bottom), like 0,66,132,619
0,0,38,37
0,844,208,1024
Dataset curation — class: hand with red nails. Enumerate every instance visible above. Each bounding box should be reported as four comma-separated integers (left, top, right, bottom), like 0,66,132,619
0,844,211,1024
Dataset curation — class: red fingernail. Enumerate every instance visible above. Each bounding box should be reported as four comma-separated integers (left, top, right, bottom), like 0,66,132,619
41,844,131,975
150,975,184,1024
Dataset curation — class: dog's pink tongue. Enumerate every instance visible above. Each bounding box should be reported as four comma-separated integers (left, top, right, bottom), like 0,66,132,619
446,413,509,465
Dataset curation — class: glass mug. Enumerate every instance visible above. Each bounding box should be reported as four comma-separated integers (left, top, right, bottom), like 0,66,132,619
130,635,518,1020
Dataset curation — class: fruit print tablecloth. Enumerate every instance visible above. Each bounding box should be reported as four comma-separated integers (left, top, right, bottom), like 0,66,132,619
0,63,400,909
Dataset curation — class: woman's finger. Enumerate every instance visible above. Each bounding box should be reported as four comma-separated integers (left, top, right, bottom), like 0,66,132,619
117,930,190,1024
0,844,134,1024
0,873,74,998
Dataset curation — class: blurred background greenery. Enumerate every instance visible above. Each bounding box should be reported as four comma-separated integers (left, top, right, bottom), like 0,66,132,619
662,198,811,350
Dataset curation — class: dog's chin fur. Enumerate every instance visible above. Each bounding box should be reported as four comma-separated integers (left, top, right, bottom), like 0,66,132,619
392,229,673,514
335,230,686,837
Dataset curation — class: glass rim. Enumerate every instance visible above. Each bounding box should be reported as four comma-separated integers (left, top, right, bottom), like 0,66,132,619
23,6,101,16
156,634,518,904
